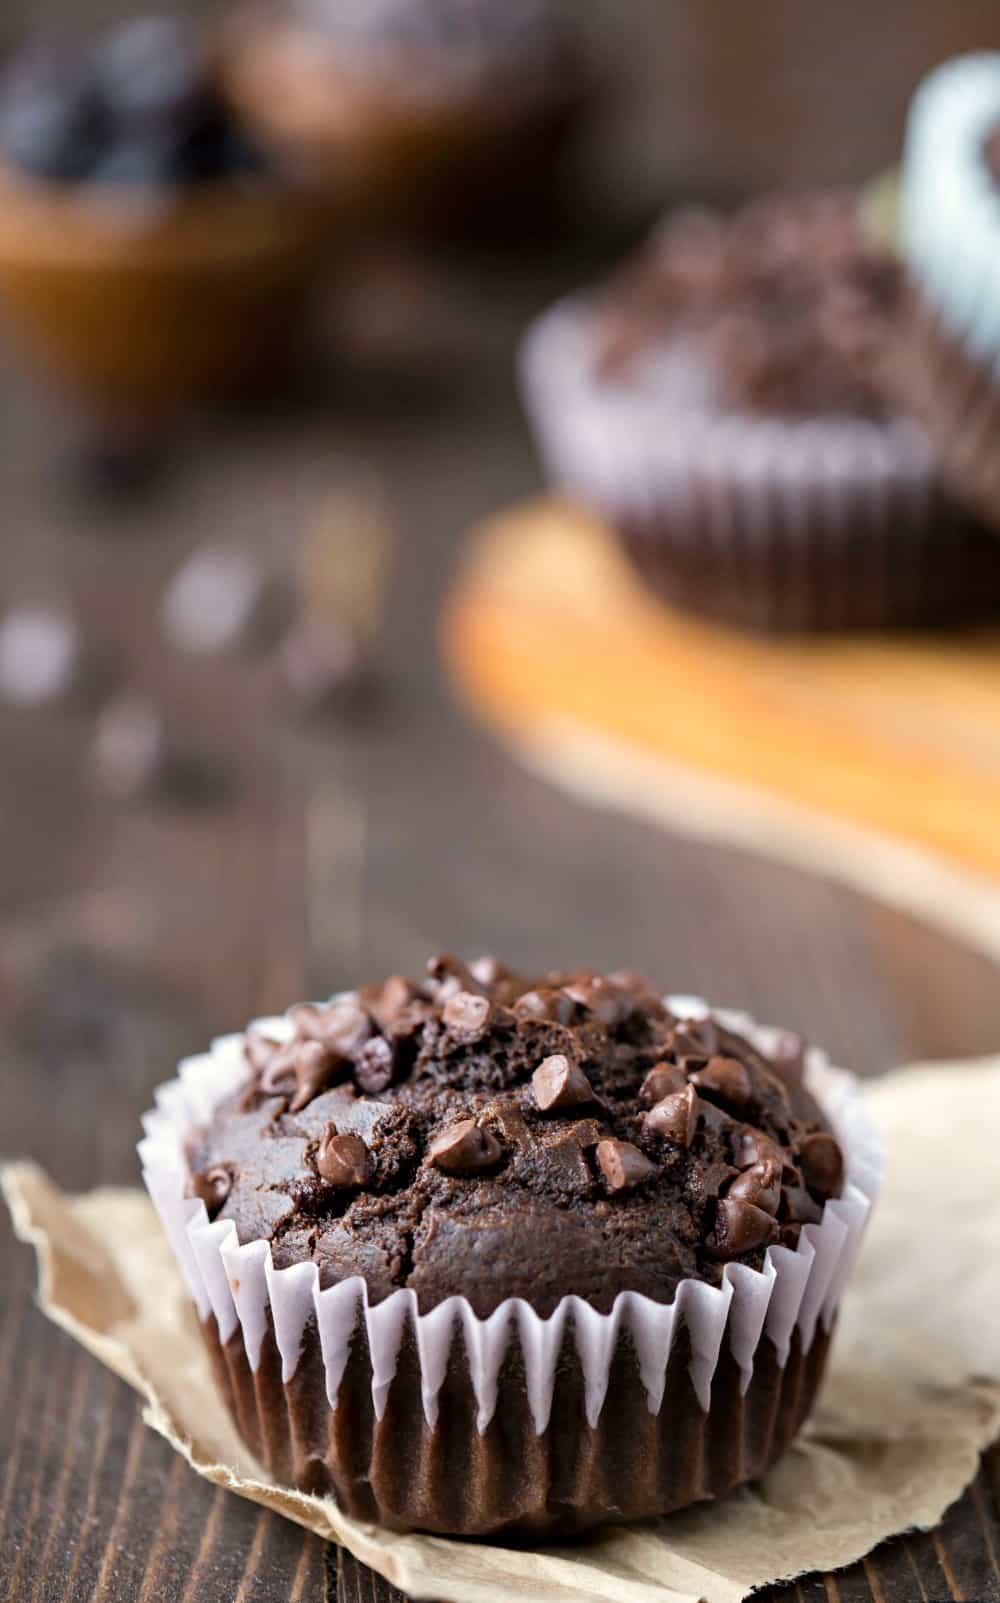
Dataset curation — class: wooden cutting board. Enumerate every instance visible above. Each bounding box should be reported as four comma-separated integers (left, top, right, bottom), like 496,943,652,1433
441,498,1000,880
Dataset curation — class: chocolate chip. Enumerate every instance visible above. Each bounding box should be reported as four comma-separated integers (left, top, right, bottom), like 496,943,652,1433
639,1061,686,1106
732,1124,795,1178
425,954,479,1002
644,1084,699,1148
531,1054,593,1112
709,1197,779,1259
291,999,371,1057
769,1029,807,1082
779,1184,823,1225
258,1043,298,1097
354,1035,397,1094
726,1159,780,1216
668,1016,719,1060
290,1038,347,1112
799,1131,844,1200
188,1164,232,1218
468,956,511,989
316,1126,372,1188
378,974,419,1019
427,1118,502,1175
245,1027,282,1073
512,988,562,1021
690,1055,753,1112
561,976,628,1028
595,1138,657,1193
441,990,492,1044
390,1000,434,1040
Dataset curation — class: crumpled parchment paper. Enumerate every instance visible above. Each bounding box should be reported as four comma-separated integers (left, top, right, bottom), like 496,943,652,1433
5,1056,1000,1603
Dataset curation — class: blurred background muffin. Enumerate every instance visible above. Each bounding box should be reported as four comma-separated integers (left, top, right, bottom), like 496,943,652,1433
521,191,1000,634
0,15,324,414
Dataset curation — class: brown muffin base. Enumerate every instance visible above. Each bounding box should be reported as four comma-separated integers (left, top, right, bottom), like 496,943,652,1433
616,495,1000,635
893,283,1000,534
201,1305,832,1537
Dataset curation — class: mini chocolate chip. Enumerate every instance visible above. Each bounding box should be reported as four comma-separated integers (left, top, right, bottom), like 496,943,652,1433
531,1054,594,1112
639,1061,687,1106
389,999,433,1039
290,1038,347,1112
320,999,372,1056
595,1138,657,1193
799,1131,844,1200
290,998,371,1055
561,976,628,1028
469,956,511,989
710,1197,779,1259
426,954,480,1000
690,1055,753,1111
316,1126,372,1187
245,1028,282,1073
512,988,562,1021
732,1125,797,1180
770,1029,807,1082
259,1044,298,1096
428,1118,502,1175
726,1159,781,1216
442,990,493,1043
607,971,666,1017
379,974,418,1019
354,1035,397,1094
669,1017,719,1059
188,1164,232,1218
644,1084,699,1148
779,1184,824,1225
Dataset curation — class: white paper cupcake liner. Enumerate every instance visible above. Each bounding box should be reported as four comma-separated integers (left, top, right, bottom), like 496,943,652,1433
139,996,882,1438
519,294,940,532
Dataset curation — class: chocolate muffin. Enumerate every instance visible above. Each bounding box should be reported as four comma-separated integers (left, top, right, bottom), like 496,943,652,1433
141,959,879,1536
897,54,1000,528
521,191,1000,633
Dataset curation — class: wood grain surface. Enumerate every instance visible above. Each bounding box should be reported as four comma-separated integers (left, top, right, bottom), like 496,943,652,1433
442,499,1000,879
1,245,999,1603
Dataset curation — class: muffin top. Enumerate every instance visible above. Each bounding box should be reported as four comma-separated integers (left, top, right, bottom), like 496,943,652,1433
594,192,900,419
188,958,845,1317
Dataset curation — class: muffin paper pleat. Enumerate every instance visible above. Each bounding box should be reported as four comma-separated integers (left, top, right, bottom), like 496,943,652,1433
139,997,882,1438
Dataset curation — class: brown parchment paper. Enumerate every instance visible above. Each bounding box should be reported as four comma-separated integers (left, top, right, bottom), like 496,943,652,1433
5,1056,1000,1603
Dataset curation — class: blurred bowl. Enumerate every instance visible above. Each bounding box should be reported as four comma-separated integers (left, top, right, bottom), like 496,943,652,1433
220,9,595,234
0,162,327,412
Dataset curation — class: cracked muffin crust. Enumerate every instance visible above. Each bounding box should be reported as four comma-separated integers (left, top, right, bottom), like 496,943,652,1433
188,956,843,1318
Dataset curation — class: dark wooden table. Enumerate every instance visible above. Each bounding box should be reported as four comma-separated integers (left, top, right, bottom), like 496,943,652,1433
1,242,999,1603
